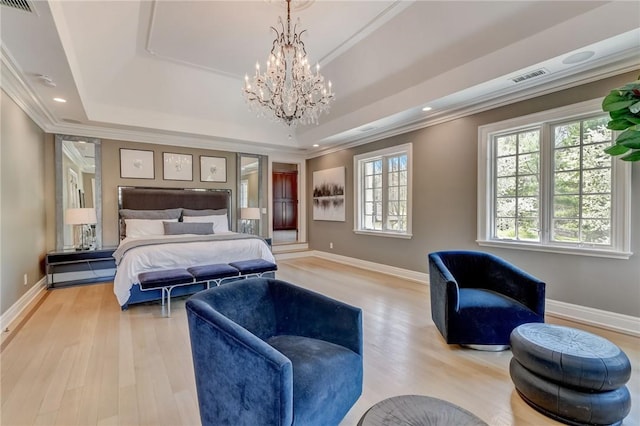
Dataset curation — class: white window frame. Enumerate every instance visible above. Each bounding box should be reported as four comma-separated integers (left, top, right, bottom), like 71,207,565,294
478,98,632,259
354,143,413,239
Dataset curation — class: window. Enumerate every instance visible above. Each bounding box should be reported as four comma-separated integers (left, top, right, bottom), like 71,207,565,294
354,143,412,238
478,99,631,258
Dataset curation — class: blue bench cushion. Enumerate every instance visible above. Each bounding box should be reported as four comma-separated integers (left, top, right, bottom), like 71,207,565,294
187,263,240,281
229,259,277,275
266,334,363,426
138,268,193,290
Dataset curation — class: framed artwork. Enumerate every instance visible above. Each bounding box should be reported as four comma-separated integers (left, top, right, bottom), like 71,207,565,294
200,156,227,182
163,152,193,181
312,166,345,221
120,148,155,179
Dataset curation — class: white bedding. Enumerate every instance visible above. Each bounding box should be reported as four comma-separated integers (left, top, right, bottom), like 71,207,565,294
113,232,276,306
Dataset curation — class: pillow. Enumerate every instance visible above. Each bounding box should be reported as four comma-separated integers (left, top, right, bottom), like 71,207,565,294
183,214,229,233
163,221,214,235
181,208,227,217
119,208,182,220
119,209,182,239
125,218,177,238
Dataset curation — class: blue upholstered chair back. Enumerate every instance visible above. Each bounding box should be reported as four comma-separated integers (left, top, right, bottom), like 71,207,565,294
186,277,363,426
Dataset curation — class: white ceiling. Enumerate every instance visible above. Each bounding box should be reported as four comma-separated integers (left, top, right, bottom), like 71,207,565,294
1,1,639,158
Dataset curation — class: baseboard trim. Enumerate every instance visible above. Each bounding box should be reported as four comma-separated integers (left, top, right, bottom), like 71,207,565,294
291,251,640,338
1,277,47,331
546,300,640,337
311,250,429,284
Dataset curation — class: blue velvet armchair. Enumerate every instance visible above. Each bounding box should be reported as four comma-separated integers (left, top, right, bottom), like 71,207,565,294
428,251,545,348
186,277,363,426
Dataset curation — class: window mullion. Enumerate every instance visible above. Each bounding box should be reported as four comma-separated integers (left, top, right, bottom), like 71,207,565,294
381,155,389,232
540,124,551,245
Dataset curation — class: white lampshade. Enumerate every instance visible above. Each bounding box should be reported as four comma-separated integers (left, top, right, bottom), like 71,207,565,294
240,207,261,220
65,208,97,225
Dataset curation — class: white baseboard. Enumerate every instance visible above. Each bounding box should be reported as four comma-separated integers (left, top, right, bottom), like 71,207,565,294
1,277,47,331
292,250,640,337
546,300,640,337
311,250,429,284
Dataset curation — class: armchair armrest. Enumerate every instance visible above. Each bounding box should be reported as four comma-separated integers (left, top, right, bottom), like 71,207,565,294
186,298,294,426
270,279,363,356
428,253,461,336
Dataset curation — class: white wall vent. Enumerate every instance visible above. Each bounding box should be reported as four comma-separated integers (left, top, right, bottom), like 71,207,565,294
511,68,549,84
1,0,32,12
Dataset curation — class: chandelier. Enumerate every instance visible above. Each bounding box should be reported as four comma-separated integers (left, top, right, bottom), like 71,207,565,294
243,0,334,127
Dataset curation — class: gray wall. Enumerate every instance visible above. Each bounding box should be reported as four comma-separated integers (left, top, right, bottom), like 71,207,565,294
1,90,47,316
307,71,640,317
100,140,237,247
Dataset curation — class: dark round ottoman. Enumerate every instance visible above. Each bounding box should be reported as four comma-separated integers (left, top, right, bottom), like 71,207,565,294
358,395,487,426
510,323,631,426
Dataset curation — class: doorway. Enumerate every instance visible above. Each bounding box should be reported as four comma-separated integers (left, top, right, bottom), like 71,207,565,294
272,162,298,244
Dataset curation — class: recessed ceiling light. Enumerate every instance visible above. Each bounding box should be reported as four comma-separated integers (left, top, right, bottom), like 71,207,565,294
53,97,67,103
422,106,433,112
312,144,319,148
562,50,595,65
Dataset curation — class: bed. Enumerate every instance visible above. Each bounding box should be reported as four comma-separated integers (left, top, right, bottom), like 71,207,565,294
113,186,276,309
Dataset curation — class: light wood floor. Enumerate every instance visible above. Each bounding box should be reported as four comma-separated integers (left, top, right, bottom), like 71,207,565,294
2,257,638,426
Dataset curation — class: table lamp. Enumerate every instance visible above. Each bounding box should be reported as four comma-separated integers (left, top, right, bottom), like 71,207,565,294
240,207,261,234
65,207,97,250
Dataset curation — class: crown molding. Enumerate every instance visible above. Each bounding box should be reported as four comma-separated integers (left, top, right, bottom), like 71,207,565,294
307,52,639,159
0,46,56,131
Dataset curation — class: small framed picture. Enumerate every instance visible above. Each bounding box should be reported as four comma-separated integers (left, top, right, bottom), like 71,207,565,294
120,148,155,179
163,152,193,181
200,156,227,182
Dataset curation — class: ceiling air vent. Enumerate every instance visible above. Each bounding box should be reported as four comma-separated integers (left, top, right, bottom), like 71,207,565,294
511,68,548,84
1,0,32,12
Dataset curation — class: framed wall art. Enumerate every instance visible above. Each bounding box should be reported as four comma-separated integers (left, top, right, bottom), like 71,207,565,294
120,148,155,179
163,152,193,181
312,166,345,221
200,156,227,182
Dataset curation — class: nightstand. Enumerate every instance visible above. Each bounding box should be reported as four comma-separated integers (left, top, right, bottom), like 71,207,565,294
46,248,117,288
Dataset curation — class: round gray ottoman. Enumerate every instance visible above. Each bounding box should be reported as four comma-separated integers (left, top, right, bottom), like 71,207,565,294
358,395,487,426
510,323,631,426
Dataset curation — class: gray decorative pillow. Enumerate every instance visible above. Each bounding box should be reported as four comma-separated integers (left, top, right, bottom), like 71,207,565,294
119,208,182,239
119,208,182,219
181,208,227,217
163,221,214,235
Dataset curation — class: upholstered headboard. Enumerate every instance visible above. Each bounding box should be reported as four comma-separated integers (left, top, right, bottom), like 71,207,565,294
117,186,232,239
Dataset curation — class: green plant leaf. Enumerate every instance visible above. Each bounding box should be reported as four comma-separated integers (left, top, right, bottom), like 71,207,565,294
620,150,640,161
629,100,640,114
603,100,635,112
615,129,640,142
602,91,628,111
607,118,634,130
618,131,640,149
604,144,630,155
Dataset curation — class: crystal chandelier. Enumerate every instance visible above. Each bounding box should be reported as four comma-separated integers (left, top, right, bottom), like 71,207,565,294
243,0,334,127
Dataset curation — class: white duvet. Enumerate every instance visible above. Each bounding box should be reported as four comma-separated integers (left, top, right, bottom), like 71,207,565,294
113,232,276,306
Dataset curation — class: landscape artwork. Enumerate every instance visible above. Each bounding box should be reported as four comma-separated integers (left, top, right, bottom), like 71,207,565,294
313,166,345,221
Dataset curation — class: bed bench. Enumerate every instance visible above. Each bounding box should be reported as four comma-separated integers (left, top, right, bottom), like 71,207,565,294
228,259,278,277
138,259,278,317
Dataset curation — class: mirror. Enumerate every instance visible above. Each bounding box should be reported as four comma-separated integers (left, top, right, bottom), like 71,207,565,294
237,153,266,236
55,134,102,250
